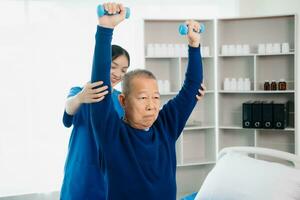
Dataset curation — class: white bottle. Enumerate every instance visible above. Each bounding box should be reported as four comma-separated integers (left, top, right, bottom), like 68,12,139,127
230,78,237,91
164,80,170,93
224,78,230,90
281,43,290,53
174,44,181,57
273,43,281,54
181,44,187,57
221,45,228,55
158,80,164,93
154,43,160,57
229,45,236,55
266,43,273,54
185,46,188,57
242,44,250,55
244,78,251,91
147,43,154,57
201,46,207,57
236,44,243,55
204,46,210,57
258,43,265,54
161,43,167,57
237,78,244,91
167,44,174,57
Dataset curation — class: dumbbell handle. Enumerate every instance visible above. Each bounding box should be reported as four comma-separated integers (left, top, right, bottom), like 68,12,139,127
179,23,205,35
97,5,130,19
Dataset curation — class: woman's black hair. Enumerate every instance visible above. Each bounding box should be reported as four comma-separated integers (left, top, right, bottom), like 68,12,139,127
112,45,130,66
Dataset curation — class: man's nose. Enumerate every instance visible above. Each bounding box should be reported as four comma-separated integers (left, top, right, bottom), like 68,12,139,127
146,99,156,111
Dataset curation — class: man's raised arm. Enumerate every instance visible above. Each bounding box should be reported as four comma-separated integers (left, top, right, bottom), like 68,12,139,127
90,3,127,144
159,20,203,140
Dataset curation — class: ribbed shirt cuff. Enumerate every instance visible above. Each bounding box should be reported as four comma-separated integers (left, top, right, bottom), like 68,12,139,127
188,44,201,53
96,25,114,36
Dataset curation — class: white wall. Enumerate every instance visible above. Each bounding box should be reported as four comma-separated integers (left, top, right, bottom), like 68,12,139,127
0,0,239,196
238,0,300,155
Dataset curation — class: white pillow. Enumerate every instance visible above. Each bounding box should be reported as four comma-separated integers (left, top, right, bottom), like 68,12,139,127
195,152,300,200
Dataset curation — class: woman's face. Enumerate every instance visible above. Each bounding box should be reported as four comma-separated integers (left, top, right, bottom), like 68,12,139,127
111,55,129,87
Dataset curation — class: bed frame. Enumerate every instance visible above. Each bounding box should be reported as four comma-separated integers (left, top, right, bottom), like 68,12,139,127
218,146,300,169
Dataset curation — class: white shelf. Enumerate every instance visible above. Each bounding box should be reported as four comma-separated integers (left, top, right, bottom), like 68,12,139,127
145,56,181,59
219,90,295,94
182,55,214,59
184,125,215,130
177,161,216,167
219,126,295,131
259,128,295,132
160,92,178,96
160,90,214,96
146,55,214,59
219,54,256,57
284,128,296,131
256,52,295,57
204,90,214,94
219,126,244,130
219,52,294,57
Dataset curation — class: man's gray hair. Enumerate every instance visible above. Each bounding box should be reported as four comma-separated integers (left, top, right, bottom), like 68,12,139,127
122,69,157,96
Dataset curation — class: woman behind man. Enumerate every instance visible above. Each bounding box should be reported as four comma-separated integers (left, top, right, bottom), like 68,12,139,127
60,45,130,200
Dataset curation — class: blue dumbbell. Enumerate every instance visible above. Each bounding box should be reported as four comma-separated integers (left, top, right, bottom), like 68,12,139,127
178,23,205,35
97,5,130,19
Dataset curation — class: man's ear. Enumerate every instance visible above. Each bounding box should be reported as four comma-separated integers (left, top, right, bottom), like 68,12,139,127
118,93,126,108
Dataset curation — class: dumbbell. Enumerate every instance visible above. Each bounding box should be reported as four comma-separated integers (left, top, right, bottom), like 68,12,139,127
97,5,130,19
178,23,205,35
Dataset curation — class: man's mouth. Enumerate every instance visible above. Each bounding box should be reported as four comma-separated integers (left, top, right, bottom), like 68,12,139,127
144,115,155,118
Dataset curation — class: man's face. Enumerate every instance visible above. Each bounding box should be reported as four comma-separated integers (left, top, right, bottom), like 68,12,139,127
122,77,160,130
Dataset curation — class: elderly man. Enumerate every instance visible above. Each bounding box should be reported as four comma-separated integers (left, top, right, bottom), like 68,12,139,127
90,2,204,200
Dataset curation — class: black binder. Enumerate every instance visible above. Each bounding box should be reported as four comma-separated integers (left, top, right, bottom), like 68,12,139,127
243,101,253,128
262,101,273,129
252,101,263,128
273,102,289,129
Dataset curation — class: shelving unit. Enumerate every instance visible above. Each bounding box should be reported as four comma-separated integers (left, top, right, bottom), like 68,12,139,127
217,15,296,161
143,15,297,199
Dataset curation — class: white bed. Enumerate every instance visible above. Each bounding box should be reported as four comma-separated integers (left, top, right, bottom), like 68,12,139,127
194,146,300,200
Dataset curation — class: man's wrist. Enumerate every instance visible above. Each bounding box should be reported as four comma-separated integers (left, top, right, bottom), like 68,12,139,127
189,43,200,48
75,93,83,104
98,24,115,29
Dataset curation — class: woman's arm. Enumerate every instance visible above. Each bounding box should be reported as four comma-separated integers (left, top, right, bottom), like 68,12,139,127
65,81,108,115
62,82,108,128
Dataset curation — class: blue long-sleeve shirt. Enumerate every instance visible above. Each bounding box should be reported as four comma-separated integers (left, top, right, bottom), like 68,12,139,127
60,87,124,200
90,26,203,200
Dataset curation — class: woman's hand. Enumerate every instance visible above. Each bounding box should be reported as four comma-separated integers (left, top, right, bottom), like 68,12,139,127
196,83,206,101
77,81,109,103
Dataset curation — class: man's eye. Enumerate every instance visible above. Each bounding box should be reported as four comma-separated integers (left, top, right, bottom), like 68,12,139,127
139,96,149,100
